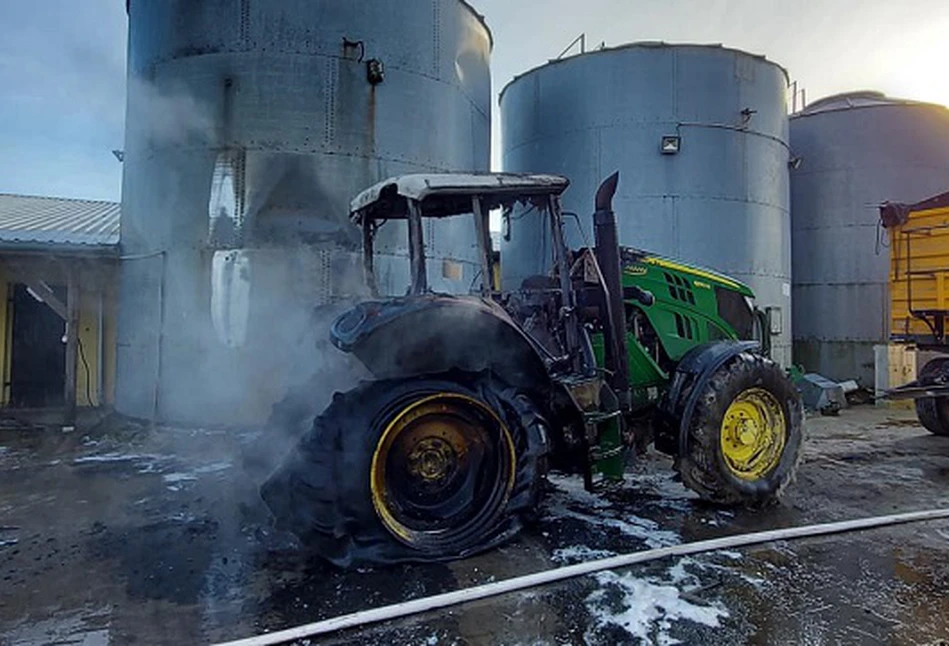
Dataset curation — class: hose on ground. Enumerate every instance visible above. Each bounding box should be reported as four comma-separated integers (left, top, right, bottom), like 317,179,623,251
213,507,949,646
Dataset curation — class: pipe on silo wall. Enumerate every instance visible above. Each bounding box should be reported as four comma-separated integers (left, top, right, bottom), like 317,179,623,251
790,92,949,385
500,43,793,366
117,0,492,425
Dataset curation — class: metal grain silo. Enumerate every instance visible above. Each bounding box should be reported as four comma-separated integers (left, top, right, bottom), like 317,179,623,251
118,0,491,425
790,92,949,385
500,43,792,366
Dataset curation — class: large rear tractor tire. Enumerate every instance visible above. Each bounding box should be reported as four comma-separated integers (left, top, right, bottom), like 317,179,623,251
260,372,549,567
678,352,803,506
916,397,949,436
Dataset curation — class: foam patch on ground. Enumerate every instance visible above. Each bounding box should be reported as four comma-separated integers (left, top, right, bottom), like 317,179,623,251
544,474,680,548
584,563,727,645
546,473,613,508
626,471,699,512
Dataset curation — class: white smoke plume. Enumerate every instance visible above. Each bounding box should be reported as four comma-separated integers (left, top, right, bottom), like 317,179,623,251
124,77,216,149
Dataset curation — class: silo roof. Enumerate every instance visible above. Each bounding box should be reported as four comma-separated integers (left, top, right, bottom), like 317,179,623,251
124,0,494,48
795,90,947,117
501,41,789,101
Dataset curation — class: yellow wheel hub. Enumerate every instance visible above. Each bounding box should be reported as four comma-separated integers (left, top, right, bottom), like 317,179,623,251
720,388,786,481
370,393,516,547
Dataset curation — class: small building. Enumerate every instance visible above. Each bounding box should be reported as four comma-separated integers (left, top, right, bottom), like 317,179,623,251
0,194,119,420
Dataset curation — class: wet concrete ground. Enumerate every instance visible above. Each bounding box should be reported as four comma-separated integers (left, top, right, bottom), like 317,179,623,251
1,406,949,645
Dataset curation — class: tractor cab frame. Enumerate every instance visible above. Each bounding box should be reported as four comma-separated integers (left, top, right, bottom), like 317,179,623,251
347,172,633,395
346,173,634,486
350,173,572,297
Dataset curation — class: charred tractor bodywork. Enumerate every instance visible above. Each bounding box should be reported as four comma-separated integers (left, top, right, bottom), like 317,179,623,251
262,172,803,567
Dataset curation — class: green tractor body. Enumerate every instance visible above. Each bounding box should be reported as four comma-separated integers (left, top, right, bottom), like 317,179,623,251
588,250,763,479
261,172,804,567
600,250,758,408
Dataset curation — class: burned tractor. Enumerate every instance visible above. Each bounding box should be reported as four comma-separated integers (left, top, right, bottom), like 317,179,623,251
261,172,803,567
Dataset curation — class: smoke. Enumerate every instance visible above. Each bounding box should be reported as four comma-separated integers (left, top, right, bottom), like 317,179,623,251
116,76,462,510
125,77,216,150
112,248,372,539
143,247,367,420
118,79,373,446
118,76,363,438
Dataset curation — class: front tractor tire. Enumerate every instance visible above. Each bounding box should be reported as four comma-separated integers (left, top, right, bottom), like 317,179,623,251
260,372,548,568
678,353,803,506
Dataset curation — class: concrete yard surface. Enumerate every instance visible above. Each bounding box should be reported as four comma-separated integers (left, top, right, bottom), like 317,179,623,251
1,406,948,645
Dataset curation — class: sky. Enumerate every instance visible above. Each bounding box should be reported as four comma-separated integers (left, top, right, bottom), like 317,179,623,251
1,0,948,202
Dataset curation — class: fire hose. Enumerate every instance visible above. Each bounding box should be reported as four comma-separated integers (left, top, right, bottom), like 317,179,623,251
213,508,949,646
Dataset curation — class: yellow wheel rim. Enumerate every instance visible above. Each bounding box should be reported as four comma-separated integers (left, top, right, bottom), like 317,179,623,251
720,388,786,481
370,393,516,548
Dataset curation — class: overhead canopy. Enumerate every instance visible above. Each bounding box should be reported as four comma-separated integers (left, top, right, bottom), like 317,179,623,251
350,173,570,222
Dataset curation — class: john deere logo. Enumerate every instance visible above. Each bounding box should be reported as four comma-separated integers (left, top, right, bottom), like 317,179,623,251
625,265,648,276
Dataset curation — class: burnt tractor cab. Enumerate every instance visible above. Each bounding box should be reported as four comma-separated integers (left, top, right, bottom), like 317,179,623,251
262,172,803,567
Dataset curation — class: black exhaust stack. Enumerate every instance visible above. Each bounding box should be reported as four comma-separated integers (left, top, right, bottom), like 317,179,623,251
593,172,631,407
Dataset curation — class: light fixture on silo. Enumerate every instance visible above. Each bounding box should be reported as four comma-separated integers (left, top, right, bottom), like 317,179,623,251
660,135,680,154
366,59,385,85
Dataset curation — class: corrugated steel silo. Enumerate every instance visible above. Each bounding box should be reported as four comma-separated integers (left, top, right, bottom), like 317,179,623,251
500,43,792,366
118,0,491,425
790,91,949,384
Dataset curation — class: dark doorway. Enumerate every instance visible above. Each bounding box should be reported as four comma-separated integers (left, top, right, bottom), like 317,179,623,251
10,284,66,407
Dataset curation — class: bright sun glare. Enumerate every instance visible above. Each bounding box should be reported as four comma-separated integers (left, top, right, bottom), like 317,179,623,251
876,20,949,108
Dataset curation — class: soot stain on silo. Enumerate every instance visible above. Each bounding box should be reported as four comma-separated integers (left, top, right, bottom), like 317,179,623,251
367,84,377,156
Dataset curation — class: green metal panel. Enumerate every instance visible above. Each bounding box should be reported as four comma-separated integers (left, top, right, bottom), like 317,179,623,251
621,250,752,362
591,247,755,406
592,331,665,411
589,247,757,478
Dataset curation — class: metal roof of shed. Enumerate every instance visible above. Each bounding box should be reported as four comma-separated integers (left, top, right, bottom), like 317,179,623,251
0,194,120,252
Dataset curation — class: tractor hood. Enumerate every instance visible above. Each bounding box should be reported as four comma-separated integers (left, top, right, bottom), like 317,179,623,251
620,247,755,298
330,294,551,389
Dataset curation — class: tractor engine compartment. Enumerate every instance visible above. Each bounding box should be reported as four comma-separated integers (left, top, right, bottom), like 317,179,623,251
498,287,570,370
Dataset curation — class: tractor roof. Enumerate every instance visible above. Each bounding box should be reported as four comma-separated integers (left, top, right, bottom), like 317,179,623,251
350,173,569,222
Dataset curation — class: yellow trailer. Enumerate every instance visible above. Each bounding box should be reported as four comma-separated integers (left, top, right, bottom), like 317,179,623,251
882,192,949,435
888,194,949,343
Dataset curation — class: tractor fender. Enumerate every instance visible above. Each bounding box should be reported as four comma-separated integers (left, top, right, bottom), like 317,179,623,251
330,294,552,392
655,340,760,456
